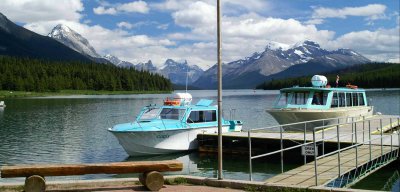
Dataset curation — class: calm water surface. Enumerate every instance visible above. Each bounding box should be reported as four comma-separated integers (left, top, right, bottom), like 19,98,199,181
0,89,399,190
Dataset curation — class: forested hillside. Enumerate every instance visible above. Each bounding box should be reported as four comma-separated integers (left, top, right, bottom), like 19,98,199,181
0,56,172,92
256,63,400,89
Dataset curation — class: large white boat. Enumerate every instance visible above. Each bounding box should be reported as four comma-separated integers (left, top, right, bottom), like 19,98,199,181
0,101,5,108
266,75,373,131
108,93,243,156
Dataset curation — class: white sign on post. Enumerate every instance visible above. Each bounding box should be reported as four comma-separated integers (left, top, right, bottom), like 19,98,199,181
302,144,318,156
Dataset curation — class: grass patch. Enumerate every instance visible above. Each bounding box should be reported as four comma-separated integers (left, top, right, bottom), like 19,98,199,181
0,185,24,192
0,90,171,98
164,177,188,185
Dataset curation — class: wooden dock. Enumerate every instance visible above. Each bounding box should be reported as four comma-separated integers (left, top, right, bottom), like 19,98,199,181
198,115,400,188
198,115,400,154
265,145,395,187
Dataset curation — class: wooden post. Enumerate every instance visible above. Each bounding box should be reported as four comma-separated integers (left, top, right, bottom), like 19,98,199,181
24,175,45,192
139,171,164,191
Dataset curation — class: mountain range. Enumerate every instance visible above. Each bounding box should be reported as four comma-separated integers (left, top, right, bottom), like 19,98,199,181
0,12,372,89
192,40,370,89
46,23,204,85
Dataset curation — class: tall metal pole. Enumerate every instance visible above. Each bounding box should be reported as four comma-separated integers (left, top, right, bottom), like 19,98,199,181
217,0,223,180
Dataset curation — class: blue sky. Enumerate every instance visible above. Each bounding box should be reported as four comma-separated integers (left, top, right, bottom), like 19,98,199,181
1,0,399,69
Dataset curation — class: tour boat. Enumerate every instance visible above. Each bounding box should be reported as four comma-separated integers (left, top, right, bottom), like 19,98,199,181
0,101,5,107
266,75,373,131
108,93,243,156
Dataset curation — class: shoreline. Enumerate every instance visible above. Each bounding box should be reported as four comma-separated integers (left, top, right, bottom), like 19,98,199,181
0,90,172,98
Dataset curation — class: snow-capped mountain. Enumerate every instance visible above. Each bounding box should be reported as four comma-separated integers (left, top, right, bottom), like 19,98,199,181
48,24,100,58
134,60,158,73
0,13,93,62
159,59,204,85
103,54,135,68
192,40,370,89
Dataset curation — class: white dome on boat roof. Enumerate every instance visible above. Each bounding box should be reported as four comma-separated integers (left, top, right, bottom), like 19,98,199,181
174,92,192,99
174,92,192,105
311,75,327,87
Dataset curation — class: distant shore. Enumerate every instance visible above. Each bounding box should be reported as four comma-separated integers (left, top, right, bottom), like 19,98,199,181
0,90,172,98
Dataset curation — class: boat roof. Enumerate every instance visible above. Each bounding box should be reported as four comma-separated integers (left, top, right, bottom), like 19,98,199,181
280,86,366,92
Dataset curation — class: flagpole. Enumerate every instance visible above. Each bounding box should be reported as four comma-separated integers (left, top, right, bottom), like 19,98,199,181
217,0,223,180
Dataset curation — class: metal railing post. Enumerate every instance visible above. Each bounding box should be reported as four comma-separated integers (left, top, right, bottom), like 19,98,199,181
355,121,358,169
304,123,307,165
390,133,393,154
390,118,393,133
280,125,284,173
313,129,318,186
322,120,325,156
380,119,383,156
337,125,341,178
398,117,400,157
369,120,372,161
362,116,365,143
248,130,252,181
351,117,354,144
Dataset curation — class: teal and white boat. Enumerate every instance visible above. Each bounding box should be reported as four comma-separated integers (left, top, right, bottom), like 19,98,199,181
108,93,243,156
267,75,373,131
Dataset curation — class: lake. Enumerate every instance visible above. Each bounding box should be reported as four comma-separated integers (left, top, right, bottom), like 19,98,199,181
0,89,399,190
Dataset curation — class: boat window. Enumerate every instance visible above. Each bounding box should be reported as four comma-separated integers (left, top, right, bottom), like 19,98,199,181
187,110,216,123
359,93,365,106
346,93,352,106
339,92,346,107
352,93,359,106
289,92,309,105
139,107,161,120
160,108,185,120
312,92,325,105
277,92,289,106
331,92,339,108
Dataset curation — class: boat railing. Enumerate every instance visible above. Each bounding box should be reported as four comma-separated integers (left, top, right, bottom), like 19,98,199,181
247,115,400,187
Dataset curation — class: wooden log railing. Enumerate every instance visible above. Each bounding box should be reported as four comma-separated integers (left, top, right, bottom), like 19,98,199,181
1,160,183,192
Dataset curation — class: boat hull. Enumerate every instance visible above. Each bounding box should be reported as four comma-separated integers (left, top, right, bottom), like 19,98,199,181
110,125,241,156
267,106,373,132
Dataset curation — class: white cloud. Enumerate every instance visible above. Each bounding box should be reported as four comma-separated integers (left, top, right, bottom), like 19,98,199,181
118,1,149,13
116,21,133,29
326,27,400,62
152,0,269,14
93,0,149,15
309,4,387,25
93,6,117,15
2,0,398,69
305,19,324,25
157,23,169,30
0,0,83,23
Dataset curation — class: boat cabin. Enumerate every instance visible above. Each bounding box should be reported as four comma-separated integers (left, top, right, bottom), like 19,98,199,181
273,87,368,110
135,98,235,130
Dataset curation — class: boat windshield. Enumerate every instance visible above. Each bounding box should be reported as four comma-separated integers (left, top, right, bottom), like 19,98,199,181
139,107,161,120
160,108,186,120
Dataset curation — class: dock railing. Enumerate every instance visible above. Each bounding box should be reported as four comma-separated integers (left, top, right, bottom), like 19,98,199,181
248,115,400,187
